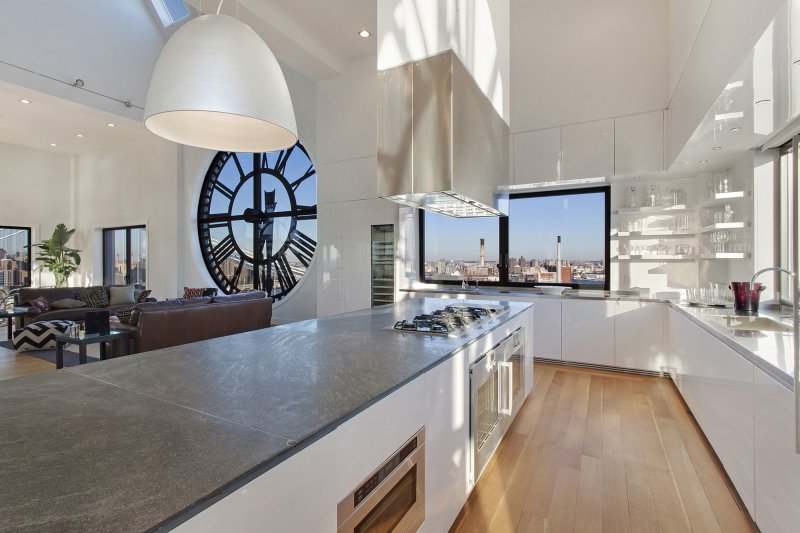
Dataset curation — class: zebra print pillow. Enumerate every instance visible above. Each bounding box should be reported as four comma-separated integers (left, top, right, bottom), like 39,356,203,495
12,320,76,352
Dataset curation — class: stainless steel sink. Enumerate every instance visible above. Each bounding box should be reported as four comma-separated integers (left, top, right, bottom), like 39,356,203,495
709,314,792,333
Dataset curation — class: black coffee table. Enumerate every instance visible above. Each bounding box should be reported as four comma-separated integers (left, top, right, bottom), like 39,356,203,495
0,307,31,340
54,330,130,369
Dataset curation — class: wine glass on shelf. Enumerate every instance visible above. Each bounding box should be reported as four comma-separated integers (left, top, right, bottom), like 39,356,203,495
709,232,718,253
717,230,730,253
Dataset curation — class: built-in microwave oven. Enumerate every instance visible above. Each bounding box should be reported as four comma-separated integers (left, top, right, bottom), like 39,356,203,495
337,427,425,533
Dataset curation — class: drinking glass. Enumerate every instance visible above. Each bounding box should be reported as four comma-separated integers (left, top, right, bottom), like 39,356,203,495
717,231,730,253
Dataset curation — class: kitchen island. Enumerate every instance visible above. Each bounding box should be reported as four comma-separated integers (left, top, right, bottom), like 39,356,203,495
0,298,533,532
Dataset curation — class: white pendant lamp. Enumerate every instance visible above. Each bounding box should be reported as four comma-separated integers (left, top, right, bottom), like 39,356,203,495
144,14,297,152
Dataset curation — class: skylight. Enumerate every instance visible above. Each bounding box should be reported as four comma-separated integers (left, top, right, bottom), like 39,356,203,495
150,0,189,27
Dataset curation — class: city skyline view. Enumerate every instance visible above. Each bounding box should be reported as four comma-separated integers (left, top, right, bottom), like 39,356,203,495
0,227,31,287
424,192,606,262
423,191,607,285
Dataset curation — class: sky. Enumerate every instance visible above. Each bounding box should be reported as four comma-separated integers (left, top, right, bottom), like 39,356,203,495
425,192,606,262
0,228,29,258
207,146,318,258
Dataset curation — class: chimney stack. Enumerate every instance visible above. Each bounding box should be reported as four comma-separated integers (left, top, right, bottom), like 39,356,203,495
480,238,485,267
556,235,562,283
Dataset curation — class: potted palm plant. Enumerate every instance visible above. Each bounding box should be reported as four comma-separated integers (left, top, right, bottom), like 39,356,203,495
33,224,81,287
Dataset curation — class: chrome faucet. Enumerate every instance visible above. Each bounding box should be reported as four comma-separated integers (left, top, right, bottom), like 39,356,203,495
752,267,798,318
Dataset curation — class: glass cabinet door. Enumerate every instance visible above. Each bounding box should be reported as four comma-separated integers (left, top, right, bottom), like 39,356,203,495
371,225,395,307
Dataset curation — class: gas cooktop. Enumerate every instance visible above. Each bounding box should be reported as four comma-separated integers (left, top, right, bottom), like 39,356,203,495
390,304,508,337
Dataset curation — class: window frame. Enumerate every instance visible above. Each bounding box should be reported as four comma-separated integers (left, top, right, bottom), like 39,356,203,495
0,225,32,287
102,225,147,287
418,186,611,291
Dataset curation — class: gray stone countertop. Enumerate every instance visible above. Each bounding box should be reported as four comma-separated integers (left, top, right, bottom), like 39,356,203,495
0,298,530,532
402,285,677,303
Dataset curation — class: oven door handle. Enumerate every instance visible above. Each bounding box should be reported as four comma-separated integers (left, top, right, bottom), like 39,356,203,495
499,360,512,415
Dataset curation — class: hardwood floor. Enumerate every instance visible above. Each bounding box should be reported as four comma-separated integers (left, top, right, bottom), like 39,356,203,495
0,342,54,381
451,363,756,533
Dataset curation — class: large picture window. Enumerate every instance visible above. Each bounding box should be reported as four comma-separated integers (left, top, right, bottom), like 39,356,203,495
420,187,610,290
0,226,31,287
103,226,147,287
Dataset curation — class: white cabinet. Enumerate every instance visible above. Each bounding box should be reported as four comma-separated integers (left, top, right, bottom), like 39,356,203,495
614,111,664,175
512,127,561,184
532,298,562,360
561,118,614,179
754,368,800,533
614,300,665,372
317,199,398,317
561,299,614,365
667,309,755,514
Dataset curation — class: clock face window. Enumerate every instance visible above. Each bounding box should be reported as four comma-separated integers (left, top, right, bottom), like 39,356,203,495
197,142,317,300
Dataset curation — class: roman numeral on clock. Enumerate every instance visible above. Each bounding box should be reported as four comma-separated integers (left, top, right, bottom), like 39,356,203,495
289,230,316,267
210,235,237,266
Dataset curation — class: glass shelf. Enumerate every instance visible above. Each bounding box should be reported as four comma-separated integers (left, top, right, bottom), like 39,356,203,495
615,230,696,238
699,252,751,259
699,222,750,233
615,205,691,215
698,191,749,208
614,254,697,261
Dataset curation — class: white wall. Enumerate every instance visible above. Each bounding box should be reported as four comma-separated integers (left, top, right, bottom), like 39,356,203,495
76,135,180,300
0,0,164,121
378,0,510,123
316,53,401,316
0,142,74,287
510,0,668,133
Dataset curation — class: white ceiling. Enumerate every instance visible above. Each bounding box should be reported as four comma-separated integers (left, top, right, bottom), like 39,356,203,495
188,0,377,80
0,79,150,156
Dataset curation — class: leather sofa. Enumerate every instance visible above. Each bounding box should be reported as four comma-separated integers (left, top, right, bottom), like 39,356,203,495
14,286,148,327
111,291,272,355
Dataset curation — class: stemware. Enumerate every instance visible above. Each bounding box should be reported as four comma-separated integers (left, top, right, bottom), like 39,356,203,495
716,230,730,253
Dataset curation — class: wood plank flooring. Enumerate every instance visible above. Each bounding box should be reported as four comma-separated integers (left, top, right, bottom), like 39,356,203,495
0,342,53,381
451,363,755,533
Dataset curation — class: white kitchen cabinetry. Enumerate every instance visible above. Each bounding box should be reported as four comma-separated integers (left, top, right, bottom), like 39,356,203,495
614,300,665,372
317,199,398,317
667,309,755,515
614,111,664,175
512,127,561,184
532,298,562,359
754,367,800,533
561,299,614,365
561,118,614,180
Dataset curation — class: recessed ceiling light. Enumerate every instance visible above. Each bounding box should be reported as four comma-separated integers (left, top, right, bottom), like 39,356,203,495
730,126,742,132
19,99,30,104
76,134,84,138
699,160,709,165
359,29,371,38
49,143,57,147
712,146,722,151
107,122,116,127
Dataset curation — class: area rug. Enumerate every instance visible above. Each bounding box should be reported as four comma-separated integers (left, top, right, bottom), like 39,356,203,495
0,340,99,367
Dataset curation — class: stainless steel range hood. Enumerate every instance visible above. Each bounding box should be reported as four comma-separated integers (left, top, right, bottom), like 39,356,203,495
377,51,510,217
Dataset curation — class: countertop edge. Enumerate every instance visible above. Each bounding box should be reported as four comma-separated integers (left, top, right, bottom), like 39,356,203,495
155,301,533,531
667,303,795,391
401,287,673,303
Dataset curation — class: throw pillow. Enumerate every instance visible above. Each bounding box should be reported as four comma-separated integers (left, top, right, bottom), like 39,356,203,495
109,285,136,305
49,298,87,310
25,296,49,312
12,320,75,351
114,304,137,324
183,287,205,299
134,289,152,303
77,286,109,308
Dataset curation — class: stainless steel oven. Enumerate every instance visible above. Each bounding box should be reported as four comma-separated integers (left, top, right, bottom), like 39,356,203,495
337,428,425,533
471,327,527,482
